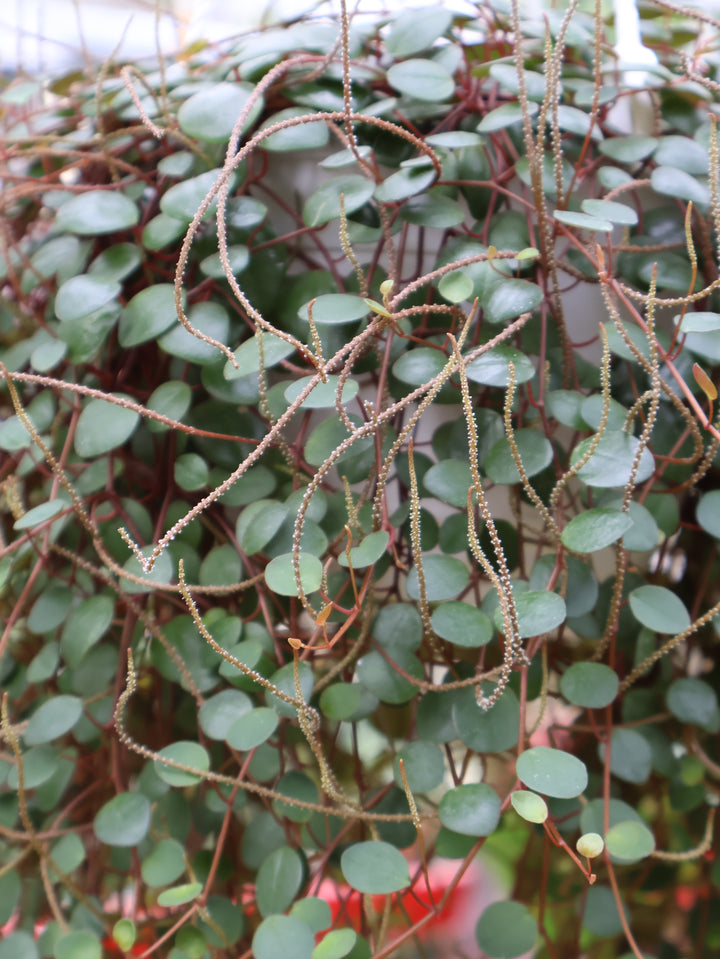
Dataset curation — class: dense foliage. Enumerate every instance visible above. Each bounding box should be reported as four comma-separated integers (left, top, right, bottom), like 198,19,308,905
2,1,720,957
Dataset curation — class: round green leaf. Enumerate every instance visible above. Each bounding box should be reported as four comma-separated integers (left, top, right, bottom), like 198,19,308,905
158,301,230,365
142,212,186,250
628,585,691,634
402,192,466,228
200,243,250,280
438,783,501,836
582,885,629,936
54,930,102,959
465,346,535,387
423,460,472,507
174,453,209,491
312,929,357,959
372,603,423,652
88,242,141,283
7,745,59,790
298,293,369,325
337,530,389,569
284,376,359,409
267,661,314,718
14,500,65,531
154,741,210,787
393,347,447,385
341,841,410,893
406,554,470,601
236,500,287,555
94,791,151,847
74,395,140,457
199,690,252,741
225,332,295,378
439,269,474,303
553,210,612,232
599,134,657,163
571,431,655,487
387,58,454,101
599,728,652,784
431,602,493,648
253,916,315,959
303,176,375,228
157,882,203,907
576,832,605,859
273,770,318,823
178,82,260,141
561,508,633,553
55,190,139,235
320,683,378,721
261,108,330,152
120,547,174,595
198,895,245,946
161,167,236,222
651,166,709,207
453,684,519,753
226,707,279,751
355,649,424,705
581,199,638,226
666,678,718,727
485,279,543,323
24,695,83,745
290,897,332,934
147,381,192,431
394,740,445,794
265,553,322,597
485,429,553,484
141,838,186,887
111,920,136,953
478,101,539,132
257,846,305,917
560,663,619,708
493,590,566,639
675,311,720,334
386,6,452,57
55,275,120,322
605,819,656,863
516,747,588,799
0,932,38,959
510,790,548,823
475,901,538,958
119,283,179,348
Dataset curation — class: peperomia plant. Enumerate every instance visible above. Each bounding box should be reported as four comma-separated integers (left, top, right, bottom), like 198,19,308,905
1,2,720,958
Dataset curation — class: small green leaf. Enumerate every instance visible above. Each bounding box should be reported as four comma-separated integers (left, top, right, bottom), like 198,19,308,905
581,199,638,226
74,395,140,457
55,275,120,322
406,554,470,601
599,135,657,163
337,530,389,569
154,741,210,787
257,846,304,917
394,740,445,793
439,270,474,303
510,790,548,824
253,916,315,959
651,166,710,207
312,929,357,959
697,490,720,538
119,283,179,348
386,6,452,58
199,690,253,741
553,210,613,232
423,460,472,507
178,82,260,141
485,429,553,484
112,920,136,953
485,279,543,323
453,684,519,753
666,678,718,728
576,832,604,859
493,590,566,639
14,500,65,531
94,792,151,847
438,783,501,836
478,101,539,132
561,509,633,553
157,882,203,907
298,293,369,325
24,695,83,745
290,898,332,933
628,585,691,634
55,190,139,235
265,553,322,597
284,376,359,409
225,332,295,379
226,707,279,751
341,841,410,893
475,901,538,959
141,838,186,887
387,58,454,101
261,108,330,152
571,431,655,487
465,346,535,387
560,663,619,708
605,820,656,863
431,602,493,648
54,930,102,959
516,747,588,799
303,176,375,228
599,729,652,785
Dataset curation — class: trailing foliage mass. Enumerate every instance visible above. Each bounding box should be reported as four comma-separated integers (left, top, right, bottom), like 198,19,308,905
1,1,720,957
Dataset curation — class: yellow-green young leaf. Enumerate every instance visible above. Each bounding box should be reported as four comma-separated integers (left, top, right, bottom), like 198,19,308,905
112,920,136,953
510,790,548,823
576,833,604,859
693,361,717,400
